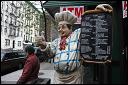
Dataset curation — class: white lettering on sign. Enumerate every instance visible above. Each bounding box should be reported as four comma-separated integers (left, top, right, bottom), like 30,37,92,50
60,6,84,24
122,1,127,18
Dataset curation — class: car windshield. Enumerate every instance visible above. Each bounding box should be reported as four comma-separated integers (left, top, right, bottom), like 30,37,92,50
1,52,5,61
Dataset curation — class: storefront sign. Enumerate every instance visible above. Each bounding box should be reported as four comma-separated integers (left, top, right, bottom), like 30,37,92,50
122,1,127,18
60,6,84,24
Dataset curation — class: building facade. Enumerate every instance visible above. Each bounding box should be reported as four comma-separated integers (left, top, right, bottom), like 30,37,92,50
1,1,24,50
1,1,41,50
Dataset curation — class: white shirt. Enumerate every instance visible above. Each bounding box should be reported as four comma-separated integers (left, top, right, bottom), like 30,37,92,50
43,28,81,73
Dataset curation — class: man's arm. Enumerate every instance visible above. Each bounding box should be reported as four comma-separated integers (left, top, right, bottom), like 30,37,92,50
17,60,33,84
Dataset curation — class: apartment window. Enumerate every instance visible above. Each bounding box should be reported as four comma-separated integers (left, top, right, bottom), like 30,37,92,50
21,22,23,27
1,13,3,21
30,30,32,35
17,28,20,37
18,21,20,26
21,14,23,19
18,41,21,47
17,2,20,7
14,28,16,36
12,17,15,25
11,6,13,13
12,7,15,14
5,15,8,23
14,9,17,16
25,20,27,25
14,1,16,6
35,30,37,36
26,36,27,41
31,37,32,42
1,2,3,9
18,9,20,17
6,4,9,12
10,17,12,24
9,27,13,35
1,25,2,32
4,26,7,34
15,18,17,26
27,20,29,25
21,31,22,37
5,39,10,46
16,20,18,26
24,35,25,40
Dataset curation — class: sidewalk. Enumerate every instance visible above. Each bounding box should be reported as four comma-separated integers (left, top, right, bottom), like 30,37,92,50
1,62,55,84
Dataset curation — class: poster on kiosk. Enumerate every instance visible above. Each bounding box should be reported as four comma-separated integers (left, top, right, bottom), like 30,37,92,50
122,1,127,18
60,6,84,24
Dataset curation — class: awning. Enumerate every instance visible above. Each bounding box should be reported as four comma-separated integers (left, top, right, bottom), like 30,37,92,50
42,1,116,19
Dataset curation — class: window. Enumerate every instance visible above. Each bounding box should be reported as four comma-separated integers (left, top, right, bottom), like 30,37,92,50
6,4,8,12
1,25,2,32
31,37,32,42
14,9,17,16
18,52,25,57
4,53,17,60
11,7,13,13
26,36,27,41
21,22,23,27
21,31,23,37
21,14,23,19
18,41,21,47
18,9,20,17
1,13,3,21
1,2,3,9
4,26,7,34
14,1,16,6
5,39,10,46
12,17,15,25
30,30,32,35
14,28,16,36
24,35,25,40
9,27,13,35
35,30,38,36
5,15,8,23
17,28,20,37
14,18,17,26
18,21,20,26
10,17,12,24
27,21,29,26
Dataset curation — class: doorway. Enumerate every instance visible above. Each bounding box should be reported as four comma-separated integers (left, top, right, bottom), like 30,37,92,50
13,40,15,48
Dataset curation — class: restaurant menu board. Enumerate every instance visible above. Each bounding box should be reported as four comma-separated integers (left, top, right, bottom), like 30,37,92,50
80,10,112,62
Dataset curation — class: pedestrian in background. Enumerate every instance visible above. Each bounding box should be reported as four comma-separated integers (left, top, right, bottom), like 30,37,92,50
17,45,40,84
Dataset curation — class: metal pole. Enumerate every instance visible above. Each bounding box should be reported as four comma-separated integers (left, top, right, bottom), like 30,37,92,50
40,1,47,41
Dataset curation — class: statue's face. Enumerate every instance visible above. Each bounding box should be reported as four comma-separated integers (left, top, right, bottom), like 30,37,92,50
58,21,71,37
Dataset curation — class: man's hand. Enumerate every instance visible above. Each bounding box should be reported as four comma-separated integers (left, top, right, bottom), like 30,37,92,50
95,4,113,13
35,36,47,49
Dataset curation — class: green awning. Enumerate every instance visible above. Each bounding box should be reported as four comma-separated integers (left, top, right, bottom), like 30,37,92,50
43,1,115,8
43,1,116,19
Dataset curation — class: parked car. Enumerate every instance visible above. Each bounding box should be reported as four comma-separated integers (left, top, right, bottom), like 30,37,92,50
1,50,26,76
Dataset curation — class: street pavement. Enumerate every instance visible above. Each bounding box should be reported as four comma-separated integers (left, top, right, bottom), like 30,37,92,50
1,62,55,84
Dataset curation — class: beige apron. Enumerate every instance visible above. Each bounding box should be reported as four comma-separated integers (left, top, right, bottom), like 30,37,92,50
53,65,84,84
